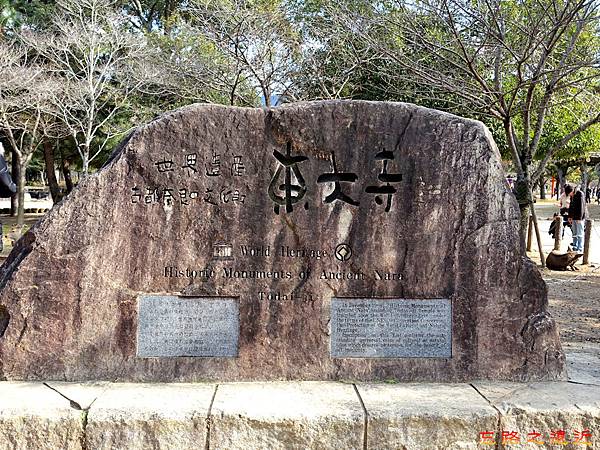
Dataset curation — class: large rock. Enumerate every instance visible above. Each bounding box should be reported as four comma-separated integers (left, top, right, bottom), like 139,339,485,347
0,101,564,381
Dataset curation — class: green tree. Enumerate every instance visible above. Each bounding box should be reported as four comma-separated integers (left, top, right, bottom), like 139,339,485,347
0,0,55,34
119,0,187,33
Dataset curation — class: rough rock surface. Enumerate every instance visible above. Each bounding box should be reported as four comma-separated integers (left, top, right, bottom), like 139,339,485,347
0,101,564,381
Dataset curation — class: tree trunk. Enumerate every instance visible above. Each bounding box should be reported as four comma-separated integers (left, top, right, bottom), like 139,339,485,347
81,149,90,175
43,140,62,204
580,163,589,196
539,178,546,200
519,203,530,252
61,156,74,194
530,206,545,267
514,174,533,252
556,166,566,197
10,148,18,217
16,157,26,228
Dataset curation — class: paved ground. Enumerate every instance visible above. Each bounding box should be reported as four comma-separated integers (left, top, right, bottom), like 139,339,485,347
528,201,600,346
0,213,45,257
536,197,600,220
532,200,600,264
0,377,599,450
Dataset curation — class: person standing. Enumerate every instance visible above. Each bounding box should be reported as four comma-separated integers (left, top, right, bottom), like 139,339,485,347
557,184,573,238
0,143,17,253
559,184,572,215
568,186,587,254
0,144,16,197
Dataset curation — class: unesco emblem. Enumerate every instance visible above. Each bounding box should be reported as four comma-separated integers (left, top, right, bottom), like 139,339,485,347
334,243,352,262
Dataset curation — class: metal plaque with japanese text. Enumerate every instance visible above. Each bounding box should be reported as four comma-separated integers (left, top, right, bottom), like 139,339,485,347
137,295,239,357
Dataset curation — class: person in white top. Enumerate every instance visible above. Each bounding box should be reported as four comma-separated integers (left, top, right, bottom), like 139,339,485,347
558,184,572,214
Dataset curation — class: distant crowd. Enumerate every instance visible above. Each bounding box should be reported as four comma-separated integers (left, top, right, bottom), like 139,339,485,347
585,186,600,204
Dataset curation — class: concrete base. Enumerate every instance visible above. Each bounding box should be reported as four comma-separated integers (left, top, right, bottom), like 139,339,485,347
1,377,599,450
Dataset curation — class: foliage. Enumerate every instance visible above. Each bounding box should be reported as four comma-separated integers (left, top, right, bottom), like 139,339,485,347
0,0,55,31
315,0,600,245
1,0,600,225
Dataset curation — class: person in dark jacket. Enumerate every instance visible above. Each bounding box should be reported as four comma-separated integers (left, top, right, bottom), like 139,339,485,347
568,186,586,253
0,143,17,253
0,144,16,197
0,161,16,197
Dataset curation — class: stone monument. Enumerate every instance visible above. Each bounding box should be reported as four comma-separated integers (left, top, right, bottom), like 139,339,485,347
0,101,565,382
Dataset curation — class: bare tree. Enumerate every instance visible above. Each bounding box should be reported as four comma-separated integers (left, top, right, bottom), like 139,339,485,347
189,0,302,106
0,42,61,226
24,0,148,174
334,0,600,246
